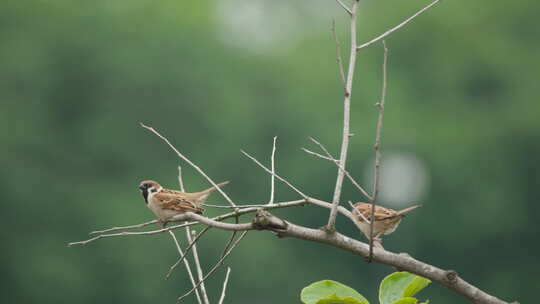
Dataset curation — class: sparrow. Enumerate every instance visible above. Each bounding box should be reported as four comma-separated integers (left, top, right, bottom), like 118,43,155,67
351,202,421,243
138,180,229,223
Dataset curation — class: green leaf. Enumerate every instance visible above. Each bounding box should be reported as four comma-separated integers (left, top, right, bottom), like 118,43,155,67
301,280,369,304
403,276,431,298
379,272,431,304
316,294,368,304
392,297,418,304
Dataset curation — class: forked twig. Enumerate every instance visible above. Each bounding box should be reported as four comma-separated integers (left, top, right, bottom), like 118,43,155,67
177,231,248,303
166,227,211,279
241,150,308,199
168,231,202,304
356,0,441,51
328,0,359,231
304,136,372,200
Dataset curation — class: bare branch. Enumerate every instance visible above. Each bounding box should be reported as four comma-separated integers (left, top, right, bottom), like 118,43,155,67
269,136,277,205
140,123,236,207
68,224,189,246
269,219,512,304
177,166,186,192
187,229,209,304
166,227,211,279
74,207,514,304
331,19,346,86
368,41,389,261
335,0,353,16
356,0,441,51
305,137,372,200
177,231,248,303
168,231,202,304
89,219,157,235
69,199,310,246
241,150,308,199
218,267,232,304
328,0,359,231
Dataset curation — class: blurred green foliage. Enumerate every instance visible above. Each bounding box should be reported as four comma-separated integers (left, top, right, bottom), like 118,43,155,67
1,0,538,303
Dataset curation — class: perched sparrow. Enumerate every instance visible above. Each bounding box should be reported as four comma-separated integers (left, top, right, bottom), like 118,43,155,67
351,202,421,242
138,180,229,223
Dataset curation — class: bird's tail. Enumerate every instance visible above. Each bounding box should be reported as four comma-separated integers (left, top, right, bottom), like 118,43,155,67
396,204,422,216
193,181,230,205
200,181,230,194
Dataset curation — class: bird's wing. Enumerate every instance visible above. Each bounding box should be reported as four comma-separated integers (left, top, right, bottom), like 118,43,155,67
354,203,399,221
153,193,204,214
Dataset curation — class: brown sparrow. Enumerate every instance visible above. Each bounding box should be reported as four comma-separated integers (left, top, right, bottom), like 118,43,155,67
138,180,229,223
351,202,421,242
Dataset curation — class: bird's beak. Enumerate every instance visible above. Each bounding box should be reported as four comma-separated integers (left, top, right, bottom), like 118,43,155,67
138,184,145,190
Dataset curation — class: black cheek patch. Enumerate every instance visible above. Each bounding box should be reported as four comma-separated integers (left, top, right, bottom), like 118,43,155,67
141,189,149,204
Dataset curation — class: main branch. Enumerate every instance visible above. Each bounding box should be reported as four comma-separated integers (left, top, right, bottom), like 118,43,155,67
328,0,359,231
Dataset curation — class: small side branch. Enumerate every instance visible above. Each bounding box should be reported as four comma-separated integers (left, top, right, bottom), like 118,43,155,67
335,0,353,16
331,19,346,86
89,219,157,235
356,0,441,51
303,136,372,200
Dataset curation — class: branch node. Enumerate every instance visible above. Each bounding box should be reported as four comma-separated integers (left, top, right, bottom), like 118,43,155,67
445,270,458,284
252,209,288,231
321,225,337,234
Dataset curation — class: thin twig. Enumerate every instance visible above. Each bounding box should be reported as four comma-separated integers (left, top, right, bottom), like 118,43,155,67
218,267,232,304
269,136,277,205
168,231,202,304
68,224,192,246
356,0,441,51
140,123,236,207
188,229,210,304
219,218,238,260
304,136,372,200
331,19,346,86
203,203,280,208
368,41,388,262
166,226,211,279
335,0,353,16
89,219,158,235
348,201,370,224
241,150,308,199
177,231,249,303
328,0,359,231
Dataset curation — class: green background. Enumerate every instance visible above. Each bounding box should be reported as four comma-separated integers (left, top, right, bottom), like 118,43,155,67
2,0,537,303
